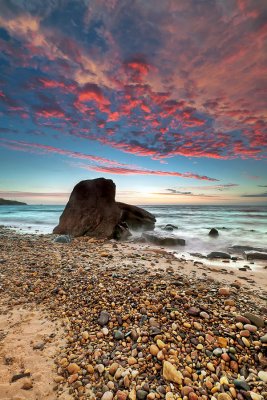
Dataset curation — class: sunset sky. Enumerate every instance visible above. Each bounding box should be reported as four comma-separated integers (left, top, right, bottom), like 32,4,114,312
0,0,266,205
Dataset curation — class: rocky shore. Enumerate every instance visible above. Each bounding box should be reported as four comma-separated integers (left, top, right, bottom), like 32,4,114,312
0,227,266,400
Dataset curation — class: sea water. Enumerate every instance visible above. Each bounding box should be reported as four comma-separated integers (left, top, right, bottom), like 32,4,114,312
0,204,266,255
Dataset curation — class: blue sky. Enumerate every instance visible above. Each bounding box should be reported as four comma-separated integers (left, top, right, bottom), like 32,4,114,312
0,0,266,204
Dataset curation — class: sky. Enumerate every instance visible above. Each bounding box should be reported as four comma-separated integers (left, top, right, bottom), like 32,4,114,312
0,0,267,205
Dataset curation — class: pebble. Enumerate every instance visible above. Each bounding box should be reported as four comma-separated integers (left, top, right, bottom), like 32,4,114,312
98,310,110,326
200,311,209,319
150,344,159,356
243,312,265,328
163,361,183,384
218,394,231,400
136,390,148,400
207,362,215,372
21,378,33,390
233,379,250,391
218,287,230,296
241,337,250,347
101,391,114,400
109,363,120,376
67,363,80,374
260,333,267,343
114,330,124,340
258,371,267,383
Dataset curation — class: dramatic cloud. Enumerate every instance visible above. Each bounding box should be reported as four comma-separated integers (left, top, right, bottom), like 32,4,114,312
0,138,218,181
0,0,266,163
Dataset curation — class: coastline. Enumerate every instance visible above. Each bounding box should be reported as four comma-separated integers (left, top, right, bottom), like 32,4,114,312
0,227,266,399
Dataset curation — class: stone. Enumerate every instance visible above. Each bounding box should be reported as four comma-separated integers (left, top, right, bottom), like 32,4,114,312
136,390,148,400
218,287,230,296
113,330,124,340
53,235,71,243
181,386,194,396
260,333,267,343
207,363,215,372
208,228,219,236
258,371,267,383
53,178,155,238
187,307,200,316
128,357,137,365
98,310,110,326
162,224,178,231
67,363,80,374
109,363,120,376
142,232,185,246
207,252,230,259
53,178,122,237
117,202,156,231
162,361,183,384
149,344,159,356
243,312,264,328
21,378,33,390
117,391,128,400
200,311,209,319
249,393,263,400
101,391,114,400
243,324,257,332
233,380,250,391
218,394,232,400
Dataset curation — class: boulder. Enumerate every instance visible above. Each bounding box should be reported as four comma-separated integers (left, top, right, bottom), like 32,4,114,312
53,178,156,238
53,178,121,238
142,232,185,246
209,228,219,236
116,202,155,231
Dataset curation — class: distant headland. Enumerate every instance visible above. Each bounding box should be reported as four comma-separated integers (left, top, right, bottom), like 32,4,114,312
0,198,27,205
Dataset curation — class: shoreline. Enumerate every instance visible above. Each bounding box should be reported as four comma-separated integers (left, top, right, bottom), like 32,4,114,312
0,227,266,399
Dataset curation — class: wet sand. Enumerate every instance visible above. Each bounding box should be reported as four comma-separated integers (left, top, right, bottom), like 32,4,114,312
0,227,266,400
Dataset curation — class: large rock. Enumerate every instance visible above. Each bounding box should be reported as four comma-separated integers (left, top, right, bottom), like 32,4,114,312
117,202,155,231
53,178,155,238
53,178,122,238
142,231,185,246
207,252,231,259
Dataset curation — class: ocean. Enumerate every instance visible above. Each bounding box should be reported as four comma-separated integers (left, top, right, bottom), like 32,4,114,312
0,204,266,255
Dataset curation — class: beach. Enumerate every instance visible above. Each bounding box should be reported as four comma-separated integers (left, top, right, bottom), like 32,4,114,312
0,227,266,400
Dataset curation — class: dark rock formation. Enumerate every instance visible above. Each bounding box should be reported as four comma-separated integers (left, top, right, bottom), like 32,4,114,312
53,178,122,238
0,198,27,205
207,251,231,259
209,228,219,236
142,231,185,246
229,245,267,253
117,202,155,231
53,178,156,239
244,251,267,260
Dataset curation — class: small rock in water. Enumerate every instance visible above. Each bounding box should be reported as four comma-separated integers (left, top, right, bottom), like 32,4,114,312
208,228,219,236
